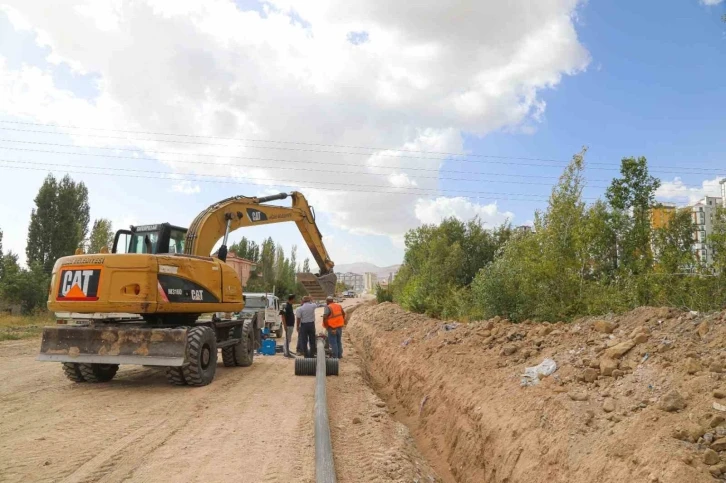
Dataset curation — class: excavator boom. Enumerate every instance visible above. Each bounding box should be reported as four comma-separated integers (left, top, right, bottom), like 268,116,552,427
184,191,335,297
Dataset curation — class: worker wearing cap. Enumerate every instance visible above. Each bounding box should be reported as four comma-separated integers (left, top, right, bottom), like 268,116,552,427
295,295,317,358
323,296,345,359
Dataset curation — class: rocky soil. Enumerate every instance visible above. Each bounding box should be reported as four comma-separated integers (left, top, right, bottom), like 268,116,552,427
349,302,726,483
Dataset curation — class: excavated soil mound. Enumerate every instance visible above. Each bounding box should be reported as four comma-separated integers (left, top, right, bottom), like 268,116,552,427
348,302,726,483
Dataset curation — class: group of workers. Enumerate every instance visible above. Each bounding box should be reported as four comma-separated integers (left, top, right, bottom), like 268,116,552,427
278,294,346,359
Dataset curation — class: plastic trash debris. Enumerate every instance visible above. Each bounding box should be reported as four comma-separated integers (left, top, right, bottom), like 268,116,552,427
419,395,429,415
401,337,413,347
642,353,650,363
521,358,558,386
443,323,459,331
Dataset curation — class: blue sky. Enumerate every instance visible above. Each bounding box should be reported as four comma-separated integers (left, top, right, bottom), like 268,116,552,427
0,0,724,269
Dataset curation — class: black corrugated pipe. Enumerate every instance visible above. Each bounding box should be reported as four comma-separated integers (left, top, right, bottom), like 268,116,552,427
315,337,337,483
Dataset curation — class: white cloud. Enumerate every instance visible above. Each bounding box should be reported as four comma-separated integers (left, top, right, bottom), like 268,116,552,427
0,0,590,243
171,180,201,195
700,0,723,6
415,197,514,226
656,176,725,204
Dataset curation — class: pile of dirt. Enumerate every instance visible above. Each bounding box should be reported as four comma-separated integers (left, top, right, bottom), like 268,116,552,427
348,302,726,483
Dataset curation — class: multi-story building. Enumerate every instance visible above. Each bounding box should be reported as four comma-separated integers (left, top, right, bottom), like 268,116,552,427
721,179,726,207
364,272,378,293
692,196,723,265
650,203,677,230
335,272,364,293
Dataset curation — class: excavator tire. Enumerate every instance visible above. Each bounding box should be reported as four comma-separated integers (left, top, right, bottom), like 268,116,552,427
234,319,255,367
78,363,119,383
182,326,217,387
221,327,238,367
165,366,187,386
62,362,85,383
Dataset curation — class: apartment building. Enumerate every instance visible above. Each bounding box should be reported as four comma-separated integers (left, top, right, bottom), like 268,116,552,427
650,203,677,230
335,272,364,293
364,272,378,293
692,196,723,265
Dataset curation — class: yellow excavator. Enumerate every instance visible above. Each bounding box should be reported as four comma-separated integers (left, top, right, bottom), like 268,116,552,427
38,191,336,386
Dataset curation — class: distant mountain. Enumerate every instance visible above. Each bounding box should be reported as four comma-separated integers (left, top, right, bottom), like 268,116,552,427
334,262,401,278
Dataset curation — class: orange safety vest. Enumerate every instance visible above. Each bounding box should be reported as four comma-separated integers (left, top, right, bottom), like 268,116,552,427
326,303,345,329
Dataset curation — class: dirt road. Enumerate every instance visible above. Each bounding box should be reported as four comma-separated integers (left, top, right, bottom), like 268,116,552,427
0,299,438,483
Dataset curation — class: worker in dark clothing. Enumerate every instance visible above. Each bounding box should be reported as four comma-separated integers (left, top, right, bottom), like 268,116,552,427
279,294,296,358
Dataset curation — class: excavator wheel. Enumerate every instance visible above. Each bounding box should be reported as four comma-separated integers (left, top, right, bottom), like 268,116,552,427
221,326,238,367
233,319,255,367
182,326,217,387
62,362,85,383
78,363,119,383
165,366,187,386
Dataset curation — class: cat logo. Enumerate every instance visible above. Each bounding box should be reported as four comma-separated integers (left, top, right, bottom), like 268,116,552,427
191,290,204,301
246,208,268,222
57,266,102,301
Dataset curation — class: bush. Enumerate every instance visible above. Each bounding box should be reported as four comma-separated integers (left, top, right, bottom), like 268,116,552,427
375,283,393,303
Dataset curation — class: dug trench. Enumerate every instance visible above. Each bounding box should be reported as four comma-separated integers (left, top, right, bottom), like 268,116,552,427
348,302,726,483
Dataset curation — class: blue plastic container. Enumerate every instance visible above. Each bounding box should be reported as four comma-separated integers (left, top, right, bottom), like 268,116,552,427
261,339,276,356
262,327,271,336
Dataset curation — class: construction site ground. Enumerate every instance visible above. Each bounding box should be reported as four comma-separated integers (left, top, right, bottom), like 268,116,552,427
349,302,726,483
0,298,439,483
9,298,726,483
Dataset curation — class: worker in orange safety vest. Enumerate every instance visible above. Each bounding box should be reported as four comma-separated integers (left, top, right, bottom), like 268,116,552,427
322,296,346,359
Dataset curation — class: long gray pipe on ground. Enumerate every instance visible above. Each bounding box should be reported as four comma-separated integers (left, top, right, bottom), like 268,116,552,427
315,337,337,483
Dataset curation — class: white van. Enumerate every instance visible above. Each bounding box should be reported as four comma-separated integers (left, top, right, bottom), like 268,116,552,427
241,293,282,338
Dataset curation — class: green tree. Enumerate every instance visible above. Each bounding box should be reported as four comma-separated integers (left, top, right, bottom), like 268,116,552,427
302,258,311,273
259,237,276,289
605,157,660,274
26,174,90,273
0,259,50,313
472,148,591,321
0,228,4,279
652,209,695,274
88,219,114,253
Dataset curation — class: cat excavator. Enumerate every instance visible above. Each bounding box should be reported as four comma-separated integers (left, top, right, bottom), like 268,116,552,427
38,191,336,387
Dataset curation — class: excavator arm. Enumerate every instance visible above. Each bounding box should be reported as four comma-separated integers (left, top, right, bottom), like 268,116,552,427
184,192,336,297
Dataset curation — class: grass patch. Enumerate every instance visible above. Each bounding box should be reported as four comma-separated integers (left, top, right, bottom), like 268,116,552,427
0,313,54,341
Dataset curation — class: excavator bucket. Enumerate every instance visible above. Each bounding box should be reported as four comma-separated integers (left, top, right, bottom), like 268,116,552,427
296,272,337,300
37,325,189,366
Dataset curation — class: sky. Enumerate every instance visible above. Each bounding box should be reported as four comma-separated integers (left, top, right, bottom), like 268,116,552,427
0,0,724,269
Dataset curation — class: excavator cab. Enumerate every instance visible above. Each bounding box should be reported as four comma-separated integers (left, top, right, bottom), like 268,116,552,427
112,223,188,255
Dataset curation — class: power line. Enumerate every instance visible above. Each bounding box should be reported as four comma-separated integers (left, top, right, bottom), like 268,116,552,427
2,138,723,180
1,120,724,173
0,119,564,161
0,126,572,165
0,145,613,189
0,160,592,201
0,139,581,179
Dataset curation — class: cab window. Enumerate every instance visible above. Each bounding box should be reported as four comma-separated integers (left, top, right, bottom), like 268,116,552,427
168,229,186,254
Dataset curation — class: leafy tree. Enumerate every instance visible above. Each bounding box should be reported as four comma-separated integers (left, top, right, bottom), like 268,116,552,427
652,209,696,274
473,149,592,321
88,219,114,253
302,258,311,273
0,258,49,313
605,157,660,274
0,228,4,279
26,174,90,273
